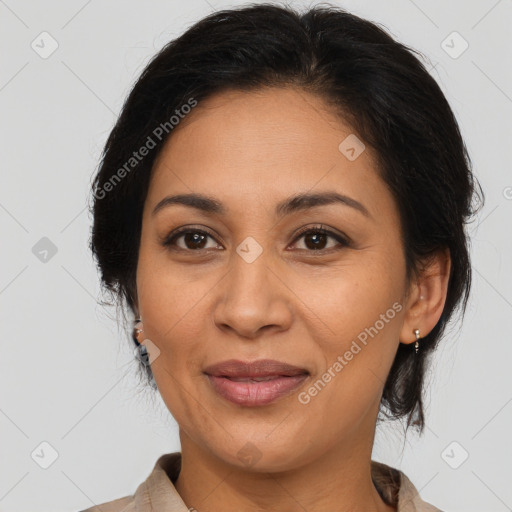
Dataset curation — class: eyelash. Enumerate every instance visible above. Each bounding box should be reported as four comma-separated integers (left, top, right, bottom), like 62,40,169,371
162,224,350,254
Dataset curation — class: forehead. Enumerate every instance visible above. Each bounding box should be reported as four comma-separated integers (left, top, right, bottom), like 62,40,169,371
154,86,361,166
146,87,387,218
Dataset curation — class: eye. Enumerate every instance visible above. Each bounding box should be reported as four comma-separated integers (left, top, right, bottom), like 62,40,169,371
162,224,350,253
162,227,222,251
290,225,350,252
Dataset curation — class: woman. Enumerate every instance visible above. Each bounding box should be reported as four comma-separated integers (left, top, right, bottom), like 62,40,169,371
84,3,482,511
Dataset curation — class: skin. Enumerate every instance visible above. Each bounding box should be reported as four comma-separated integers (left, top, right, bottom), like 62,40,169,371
134,86,451,512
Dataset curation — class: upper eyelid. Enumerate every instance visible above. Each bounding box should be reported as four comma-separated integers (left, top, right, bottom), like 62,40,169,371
292,225,349,243
164,226,221,245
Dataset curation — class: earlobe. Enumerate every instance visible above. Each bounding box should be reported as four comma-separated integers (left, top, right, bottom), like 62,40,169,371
399,247,451,345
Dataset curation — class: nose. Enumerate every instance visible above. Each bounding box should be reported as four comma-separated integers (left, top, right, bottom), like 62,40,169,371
213,250,293,340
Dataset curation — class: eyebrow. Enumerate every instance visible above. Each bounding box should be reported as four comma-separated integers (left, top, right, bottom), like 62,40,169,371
152,191,371,219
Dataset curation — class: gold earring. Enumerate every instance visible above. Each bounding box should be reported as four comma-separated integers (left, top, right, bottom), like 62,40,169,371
413,328,421,353
134,318,144,339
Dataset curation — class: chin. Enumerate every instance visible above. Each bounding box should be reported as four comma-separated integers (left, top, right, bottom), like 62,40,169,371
208,432,313,473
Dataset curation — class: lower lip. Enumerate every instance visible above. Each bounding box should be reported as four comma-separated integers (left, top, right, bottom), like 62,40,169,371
206,374,309,406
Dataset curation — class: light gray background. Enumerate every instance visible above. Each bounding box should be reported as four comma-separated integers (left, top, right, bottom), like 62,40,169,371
1,0,511,511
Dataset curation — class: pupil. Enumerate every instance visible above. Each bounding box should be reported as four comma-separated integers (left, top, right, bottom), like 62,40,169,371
185,233,206,249
306,232,326,250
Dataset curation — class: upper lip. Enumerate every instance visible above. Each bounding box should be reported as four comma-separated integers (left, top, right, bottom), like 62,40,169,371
203,359,309,378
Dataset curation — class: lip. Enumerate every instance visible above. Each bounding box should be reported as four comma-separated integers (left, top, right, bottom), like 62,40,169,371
204,359,310,406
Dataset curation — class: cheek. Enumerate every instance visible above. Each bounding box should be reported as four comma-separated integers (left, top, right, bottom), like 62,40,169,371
293,250,404,342
135,249,217,424
296,292,402,443
297,254,404,405
136,236,220,345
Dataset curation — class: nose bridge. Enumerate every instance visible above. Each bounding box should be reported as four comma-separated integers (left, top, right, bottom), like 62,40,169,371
225,243,274,307
213,242,292,337
225,227,272,289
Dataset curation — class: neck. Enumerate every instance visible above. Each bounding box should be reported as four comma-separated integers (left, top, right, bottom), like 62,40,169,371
174,423,396,512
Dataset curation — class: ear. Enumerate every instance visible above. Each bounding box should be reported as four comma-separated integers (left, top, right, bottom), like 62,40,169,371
399,247,451,345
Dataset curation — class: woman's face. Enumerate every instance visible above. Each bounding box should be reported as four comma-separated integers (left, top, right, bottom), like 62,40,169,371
136,86,414,471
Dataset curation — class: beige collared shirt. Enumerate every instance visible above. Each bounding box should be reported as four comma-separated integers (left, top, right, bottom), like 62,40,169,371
80,452,442,512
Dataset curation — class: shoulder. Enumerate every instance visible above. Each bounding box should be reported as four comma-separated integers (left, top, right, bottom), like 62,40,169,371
398,471,444,512
371,460,444,512
75,452,184,512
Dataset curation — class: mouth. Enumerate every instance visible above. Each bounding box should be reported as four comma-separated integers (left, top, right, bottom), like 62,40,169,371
203,359,310,406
